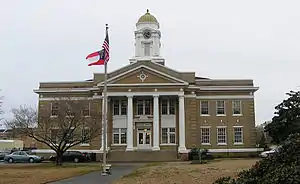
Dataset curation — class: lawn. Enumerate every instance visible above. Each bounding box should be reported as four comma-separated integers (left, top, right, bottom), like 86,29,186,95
113,158,259,184
0,163,102,184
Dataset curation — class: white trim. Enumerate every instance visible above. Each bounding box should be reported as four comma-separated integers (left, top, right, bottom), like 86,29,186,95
233,126,244,145
39,81,94,84
111,144,127,146
196,95,253,99
179,148,264,153
199,86,259,91
107,91,184,97
216,100,226,116
97,65,189,86
40,97,94,101
160,143,177,146
34,88,94,93
184,95,196,98
31,149,103,153
233,126,244,128
200,126,211,128
98,83,187,87
217,126,227,145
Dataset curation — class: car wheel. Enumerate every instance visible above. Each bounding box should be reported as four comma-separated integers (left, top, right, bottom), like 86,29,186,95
8,158,13,163
74,157,79,163
29,158,34,163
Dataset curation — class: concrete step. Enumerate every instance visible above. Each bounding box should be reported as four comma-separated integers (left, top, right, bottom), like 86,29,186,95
108,150,179,162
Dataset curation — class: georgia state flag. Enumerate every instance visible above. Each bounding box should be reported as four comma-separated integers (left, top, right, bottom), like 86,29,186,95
86,49,105,66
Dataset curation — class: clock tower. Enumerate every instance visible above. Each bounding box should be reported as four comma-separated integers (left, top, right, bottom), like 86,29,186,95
130,9,165,65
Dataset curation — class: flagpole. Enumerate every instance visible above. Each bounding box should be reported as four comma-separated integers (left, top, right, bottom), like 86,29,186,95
102,24,108,174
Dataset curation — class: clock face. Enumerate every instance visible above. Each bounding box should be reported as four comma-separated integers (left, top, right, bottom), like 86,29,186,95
143,30,151,39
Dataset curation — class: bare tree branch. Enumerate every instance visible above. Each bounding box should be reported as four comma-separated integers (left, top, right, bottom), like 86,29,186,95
6,97,102,165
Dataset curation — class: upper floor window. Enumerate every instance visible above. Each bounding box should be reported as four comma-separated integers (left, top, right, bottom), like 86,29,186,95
82,102,90,117
232,100,242,115
216,100,225,115
200,101,209,115
161,99,175,115
113,100,127,115
137,99,152,115
51,102,59,116
81,127,90,144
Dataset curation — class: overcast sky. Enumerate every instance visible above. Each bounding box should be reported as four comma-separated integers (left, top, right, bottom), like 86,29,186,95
1,0,300,128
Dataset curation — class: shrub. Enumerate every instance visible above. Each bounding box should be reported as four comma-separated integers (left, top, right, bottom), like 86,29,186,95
213,133,300,184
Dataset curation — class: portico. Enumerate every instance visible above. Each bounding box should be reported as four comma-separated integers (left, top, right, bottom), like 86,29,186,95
100,91,186,152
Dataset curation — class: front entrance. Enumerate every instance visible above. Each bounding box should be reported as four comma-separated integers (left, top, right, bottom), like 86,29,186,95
137,128,151,149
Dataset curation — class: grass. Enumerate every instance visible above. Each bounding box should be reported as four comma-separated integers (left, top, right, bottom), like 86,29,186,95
0,162,102,184
113,158,259,184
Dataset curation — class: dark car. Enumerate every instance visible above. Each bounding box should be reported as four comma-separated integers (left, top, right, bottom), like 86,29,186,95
49,151,88,163
0,151,10,161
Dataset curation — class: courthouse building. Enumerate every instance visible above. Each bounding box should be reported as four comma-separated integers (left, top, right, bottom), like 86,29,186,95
33,10,260,161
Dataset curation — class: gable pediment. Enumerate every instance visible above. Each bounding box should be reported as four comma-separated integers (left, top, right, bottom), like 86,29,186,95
97,64,189,86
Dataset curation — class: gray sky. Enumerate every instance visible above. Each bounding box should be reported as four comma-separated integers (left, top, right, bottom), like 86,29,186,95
1,0,300,127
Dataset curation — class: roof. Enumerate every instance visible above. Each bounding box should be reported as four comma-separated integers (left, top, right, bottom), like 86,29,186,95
137,9,159,24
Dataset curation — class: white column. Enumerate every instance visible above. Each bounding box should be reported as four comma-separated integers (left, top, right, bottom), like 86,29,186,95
152,94,160,151
178,94,187,152
126,95,134,151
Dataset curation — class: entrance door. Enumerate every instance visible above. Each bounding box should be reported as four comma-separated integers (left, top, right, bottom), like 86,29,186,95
137,128,151,149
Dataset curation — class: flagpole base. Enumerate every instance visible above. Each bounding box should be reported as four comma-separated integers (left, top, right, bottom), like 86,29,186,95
101,164,112,176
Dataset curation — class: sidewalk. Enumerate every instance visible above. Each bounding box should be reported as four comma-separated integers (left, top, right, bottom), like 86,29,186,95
48,164,140,184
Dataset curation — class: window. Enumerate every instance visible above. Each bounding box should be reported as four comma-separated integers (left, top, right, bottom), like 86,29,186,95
51,129,59,144
200,101,209,115
217,127,227,144
113,100,127,115
51,103,59,116
201,127,210,144
234,127,243,144
112,128,127,144
232,100,242,115
216,100,225,115
81,128,90,144
161,128,176,144
82,102,90,117
161,99,176,115
136,100,152,115
144,43,150,56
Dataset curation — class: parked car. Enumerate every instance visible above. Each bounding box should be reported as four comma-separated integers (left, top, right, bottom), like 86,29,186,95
0,151,10,160
4,151,44,163
260,146,281,158
49,151,88,163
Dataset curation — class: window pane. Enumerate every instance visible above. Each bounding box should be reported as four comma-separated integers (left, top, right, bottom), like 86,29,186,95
201,128,210,144
169,128,175,132
113,128,119,133
121,133,127,144
137,100,144,115
161,128,168,144
113,134,119,144
83,103,90,116
113,100,120,115
234,127,243,143
216,100,225,114
144,100,151,115
217,128,226,144
120,100,127,115
161,99,168,115
51,103,59,116
169,100,175,115
81,128,90,144
200,101,209,115
169,133,175,143
233,100,241,114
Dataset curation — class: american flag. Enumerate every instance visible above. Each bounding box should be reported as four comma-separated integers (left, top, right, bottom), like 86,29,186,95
102,26,110,64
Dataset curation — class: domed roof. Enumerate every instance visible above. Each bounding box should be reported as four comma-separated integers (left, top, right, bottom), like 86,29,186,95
137,9,159,24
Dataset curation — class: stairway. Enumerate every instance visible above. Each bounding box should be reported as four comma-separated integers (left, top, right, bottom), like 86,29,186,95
108,150,179,162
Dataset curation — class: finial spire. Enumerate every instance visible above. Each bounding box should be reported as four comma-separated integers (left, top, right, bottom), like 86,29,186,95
146,9,149,13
